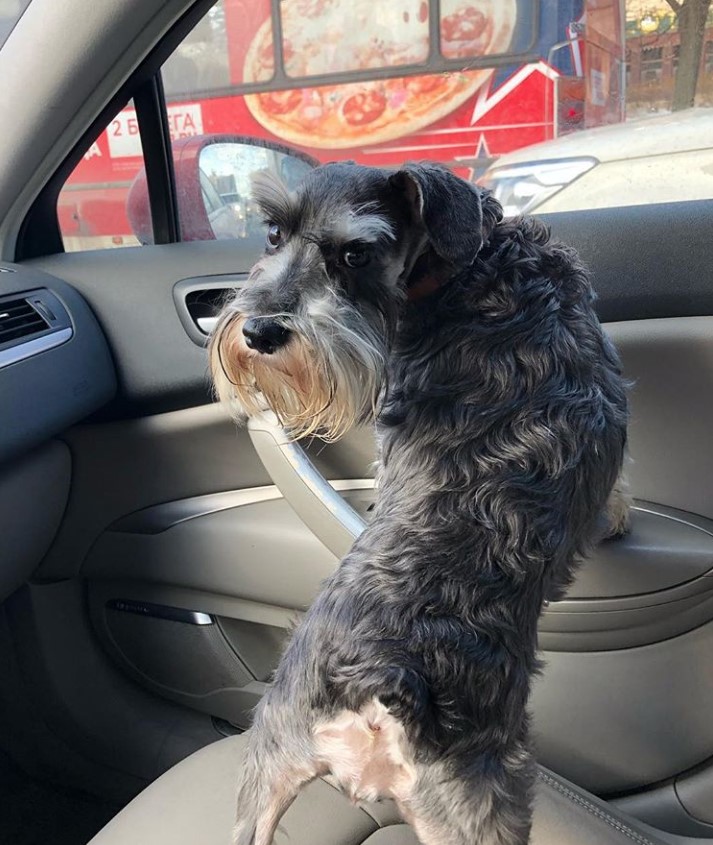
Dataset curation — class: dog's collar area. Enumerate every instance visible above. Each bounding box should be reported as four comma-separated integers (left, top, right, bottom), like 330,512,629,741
405,249,450,302
406,274,444,302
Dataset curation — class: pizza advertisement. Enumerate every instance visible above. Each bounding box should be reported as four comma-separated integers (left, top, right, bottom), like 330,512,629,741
235,0,517,150
60,0,627,249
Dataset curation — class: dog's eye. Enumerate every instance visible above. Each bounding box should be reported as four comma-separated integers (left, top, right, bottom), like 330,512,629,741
266,224,282,249
341,246,371,269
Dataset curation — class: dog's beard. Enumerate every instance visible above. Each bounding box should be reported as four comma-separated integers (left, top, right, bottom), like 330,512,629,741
210,304,387,441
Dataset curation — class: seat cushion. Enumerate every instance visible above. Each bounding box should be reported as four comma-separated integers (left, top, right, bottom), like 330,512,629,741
88,734,693,845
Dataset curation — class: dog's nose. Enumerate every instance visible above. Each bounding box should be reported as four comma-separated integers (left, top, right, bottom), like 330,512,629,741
242,318,291,355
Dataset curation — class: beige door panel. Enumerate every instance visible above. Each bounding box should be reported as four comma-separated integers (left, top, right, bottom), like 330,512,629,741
610,317,713,521
65,314,713,795
38,403,375,582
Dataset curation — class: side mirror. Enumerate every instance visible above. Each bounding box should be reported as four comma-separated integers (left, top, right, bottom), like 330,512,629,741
127,135,318,244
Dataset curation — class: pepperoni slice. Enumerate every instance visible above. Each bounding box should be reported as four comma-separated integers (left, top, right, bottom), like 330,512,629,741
441,7,488,43
342,89,387,126
258,89,303,115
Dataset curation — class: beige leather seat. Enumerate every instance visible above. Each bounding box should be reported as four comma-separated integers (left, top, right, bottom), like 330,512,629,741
87,733,707,845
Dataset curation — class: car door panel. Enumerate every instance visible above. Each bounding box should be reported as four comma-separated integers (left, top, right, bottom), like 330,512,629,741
81,492,713,645
35,404,376,583
78,493,713,788
607,317,713,520
0,441,71,599
532,617,713,794
67,311,713,789
40,344,713,795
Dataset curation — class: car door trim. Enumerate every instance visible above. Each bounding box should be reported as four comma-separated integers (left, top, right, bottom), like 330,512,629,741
106,597,213,625
109,478,376,535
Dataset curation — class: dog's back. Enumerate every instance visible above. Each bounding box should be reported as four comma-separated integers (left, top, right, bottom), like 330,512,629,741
328,204,629,727
380,211,628,594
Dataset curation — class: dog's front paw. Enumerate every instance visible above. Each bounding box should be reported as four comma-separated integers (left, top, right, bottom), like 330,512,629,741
601,476,633,540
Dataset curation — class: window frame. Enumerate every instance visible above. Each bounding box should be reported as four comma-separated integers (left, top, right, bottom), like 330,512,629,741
15,0,216,261
640,45,663,84
133,75,181,245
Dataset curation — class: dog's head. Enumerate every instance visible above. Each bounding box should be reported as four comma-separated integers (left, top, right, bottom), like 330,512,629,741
210,161,502,440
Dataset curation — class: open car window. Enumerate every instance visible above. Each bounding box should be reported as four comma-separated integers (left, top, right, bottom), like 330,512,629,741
54,0,713,251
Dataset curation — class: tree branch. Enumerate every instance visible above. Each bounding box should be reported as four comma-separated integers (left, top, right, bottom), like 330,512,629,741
664,0,682,13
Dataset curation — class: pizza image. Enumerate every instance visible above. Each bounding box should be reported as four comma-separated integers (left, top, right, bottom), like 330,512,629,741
243,0,517,149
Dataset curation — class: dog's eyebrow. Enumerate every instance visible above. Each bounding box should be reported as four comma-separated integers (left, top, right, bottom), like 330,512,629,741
332,208,396,244
250,170,299,232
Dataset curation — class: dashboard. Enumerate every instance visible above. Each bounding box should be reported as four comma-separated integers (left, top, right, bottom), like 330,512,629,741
0,262,116,464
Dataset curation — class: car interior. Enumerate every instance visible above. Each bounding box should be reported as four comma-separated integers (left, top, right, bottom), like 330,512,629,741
2,0,713,844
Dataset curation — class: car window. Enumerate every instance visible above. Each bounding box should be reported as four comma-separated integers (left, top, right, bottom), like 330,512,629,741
57,99,154,252
57,0,713,249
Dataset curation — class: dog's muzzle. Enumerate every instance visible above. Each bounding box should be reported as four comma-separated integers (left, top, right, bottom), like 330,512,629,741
242,317,291,355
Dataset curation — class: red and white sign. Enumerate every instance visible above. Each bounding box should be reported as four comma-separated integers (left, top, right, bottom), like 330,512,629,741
108,111,141,158
108,104,204,158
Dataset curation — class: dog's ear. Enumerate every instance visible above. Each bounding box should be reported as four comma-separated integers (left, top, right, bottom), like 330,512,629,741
389,163,501,269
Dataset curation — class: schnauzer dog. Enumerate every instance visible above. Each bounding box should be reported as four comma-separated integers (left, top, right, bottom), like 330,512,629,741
210,161,629,845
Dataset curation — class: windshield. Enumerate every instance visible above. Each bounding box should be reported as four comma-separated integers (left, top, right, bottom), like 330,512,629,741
0,0,31,51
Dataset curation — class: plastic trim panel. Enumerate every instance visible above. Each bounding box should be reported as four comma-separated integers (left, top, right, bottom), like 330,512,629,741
0,263,116,463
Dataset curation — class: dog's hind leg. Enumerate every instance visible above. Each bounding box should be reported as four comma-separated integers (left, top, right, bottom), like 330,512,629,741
233,763,305,845
400,755,534,845
233,713,317,845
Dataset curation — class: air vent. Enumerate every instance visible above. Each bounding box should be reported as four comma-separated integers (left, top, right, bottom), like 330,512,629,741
0,288,73,369
0,298,49,344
